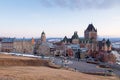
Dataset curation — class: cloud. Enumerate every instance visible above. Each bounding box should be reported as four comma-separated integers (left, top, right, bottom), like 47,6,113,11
39,0,120,10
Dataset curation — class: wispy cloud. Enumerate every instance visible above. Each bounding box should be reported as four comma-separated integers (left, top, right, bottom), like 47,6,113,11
40,0,120,10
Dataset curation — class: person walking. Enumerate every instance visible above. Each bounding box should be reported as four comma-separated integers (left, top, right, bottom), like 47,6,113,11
76,49,81,61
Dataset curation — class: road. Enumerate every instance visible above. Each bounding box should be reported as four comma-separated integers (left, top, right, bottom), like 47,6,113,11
52,57,120,76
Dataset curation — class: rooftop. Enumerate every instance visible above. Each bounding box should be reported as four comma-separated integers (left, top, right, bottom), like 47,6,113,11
2,38,15,43
85,24,97,32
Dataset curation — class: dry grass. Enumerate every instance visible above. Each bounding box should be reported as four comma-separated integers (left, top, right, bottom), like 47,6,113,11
0,54,118,80
0,54,50,66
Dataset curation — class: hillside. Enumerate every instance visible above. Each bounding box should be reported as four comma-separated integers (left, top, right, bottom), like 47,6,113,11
0,54,118,80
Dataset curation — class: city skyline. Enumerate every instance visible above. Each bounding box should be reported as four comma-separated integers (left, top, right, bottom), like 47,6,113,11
0,0,120,38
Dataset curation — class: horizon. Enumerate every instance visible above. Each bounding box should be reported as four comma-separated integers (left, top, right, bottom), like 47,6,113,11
0,0,120,38
1,36,120,40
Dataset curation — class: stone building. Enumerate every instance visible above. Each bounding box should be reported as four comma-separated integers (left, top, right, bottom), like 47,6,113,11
34,31,54,55
62,31,80,44
1,37,35,53
84,24,97,40
37,42,52,55
98,39,112,52
13,38,35,54
84,24,98,51
61,24,99,58
62,24,98,51
71,31,79,44
1,38,15,52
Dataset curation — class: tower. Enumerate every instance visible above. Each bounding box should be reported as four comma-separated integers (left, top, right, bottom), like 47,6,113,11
71,31,79,44
41,31,46,43
84,24,97,40
101,39,112,52
63,36,68,44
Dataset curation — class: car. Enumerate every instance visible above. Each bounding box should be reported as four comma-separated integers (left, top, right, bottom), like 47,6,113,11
98,63,110,68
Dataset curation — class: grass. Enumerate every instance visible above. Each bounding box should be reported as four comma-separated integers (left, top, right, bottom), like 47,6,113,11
0,54,118,80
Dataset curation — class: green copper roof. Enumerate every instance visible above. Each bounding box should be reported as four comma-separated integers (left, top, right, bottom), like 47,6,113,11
106,39,111,47
71,31,79,39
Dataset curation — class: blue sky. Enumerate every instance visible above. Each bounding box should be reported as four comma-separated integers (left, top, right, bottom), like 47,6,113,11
0,0,120,38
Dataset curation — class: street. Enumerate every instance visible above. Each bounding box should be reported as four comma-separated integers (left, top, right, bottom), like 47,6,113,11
52,57,120,76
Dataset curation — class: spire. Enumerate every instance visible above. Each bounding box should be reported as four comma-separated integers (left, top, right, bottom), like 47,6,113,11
102,38,106,41
72,31,79,39
63,36,68,42
102,38,106,46
41,31,46,43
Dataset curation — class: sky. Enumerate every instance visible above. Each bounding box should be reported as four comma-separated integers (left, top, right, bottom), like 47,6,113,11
0,0,120,38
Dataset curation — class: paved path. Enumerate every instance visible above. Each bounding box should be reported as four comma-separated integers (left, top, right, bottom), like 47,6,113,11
52,57,120,76
53,57,105,73
110,64,120,76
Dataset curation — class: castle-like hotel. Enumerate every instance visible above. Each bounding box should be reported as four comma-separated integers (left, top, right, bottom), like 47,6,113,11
62,24,111,52
0,24,112,60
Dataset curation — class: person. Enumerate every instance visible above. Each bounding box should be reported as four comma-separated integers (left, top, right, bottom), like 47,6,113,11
76,49,81,61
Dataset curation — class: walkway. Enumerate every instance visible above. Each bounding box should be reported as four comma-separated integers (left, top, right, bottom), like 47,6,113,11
53,57,120,76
